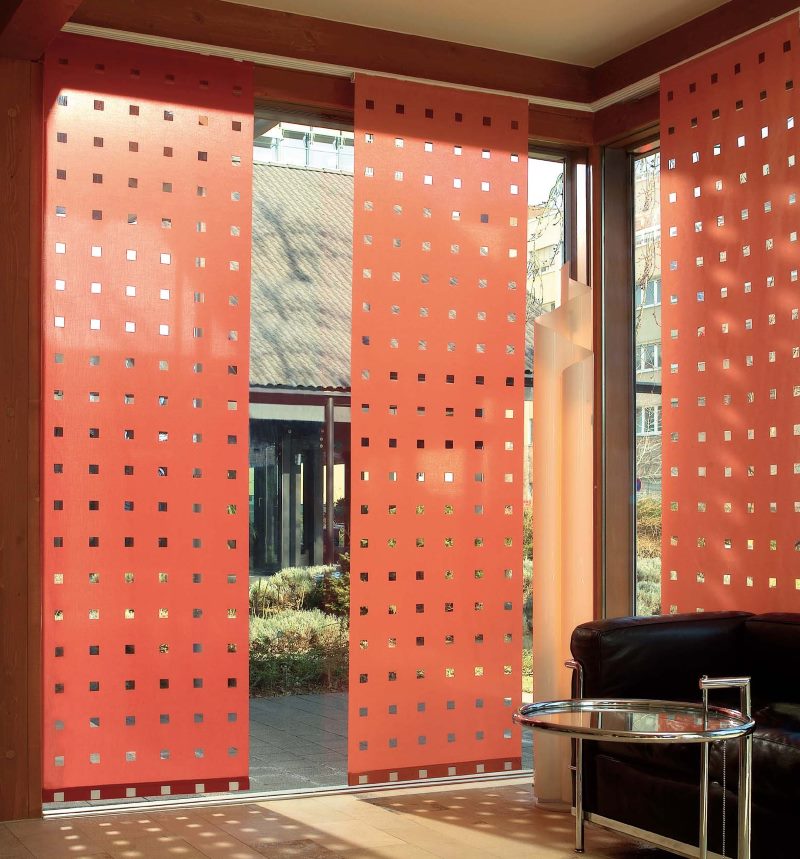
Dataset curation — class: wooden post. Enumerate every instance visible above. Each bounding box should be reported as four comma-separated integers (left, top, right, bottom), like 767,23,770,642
594,146,635,619
0,55,43,822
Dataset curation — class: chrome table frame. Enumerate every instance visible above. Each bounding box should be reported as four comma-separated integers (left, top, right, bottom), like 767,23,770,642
513,667,754,859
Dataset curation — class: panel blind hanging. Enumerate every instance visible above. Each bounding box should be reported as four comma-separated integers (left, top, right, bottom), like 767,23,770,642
349,74,528,785
660,15,800,614
41,34,253,801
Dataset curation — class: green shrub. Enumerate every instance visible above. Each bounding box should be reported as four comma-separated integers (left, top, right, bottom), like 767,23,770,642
248,564,352,695
249,608,343,651
249,565,335,616
522,503,533,561
249,650,347,695
637,556,660,584
636,557,661,616
320,566,350,617
249,608,348,695
636,496,662,559
522,558,533,636
522,647,534,694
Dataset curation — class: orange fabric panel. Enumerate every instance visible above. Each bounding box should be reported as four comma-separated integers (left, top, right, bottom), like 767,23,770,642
41,35,252,801
349,75,527,784
661,15,800,614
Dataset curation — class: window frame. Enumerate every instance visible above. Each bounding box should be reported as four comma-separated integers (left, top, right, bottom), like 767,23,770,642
635,341,661,373
635,404,662,435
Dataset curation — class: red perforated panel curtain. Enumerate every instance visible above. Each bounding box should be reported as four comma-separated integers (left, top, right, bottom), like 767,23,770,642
661,15,800,614
42,35,252,801
349,75,527,785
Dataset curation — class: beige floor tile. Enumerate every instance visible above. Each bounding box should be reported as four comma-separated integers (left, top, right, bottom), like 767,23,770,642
12,844,111,859
4,825,108,859
101,835,210,859
0,836,33,859
146,815,266,859
334,846,437,859
0,827,33,858
250,799,348,827
202,813,325,850
198,806,290,832
376,823,481,859
6,779,668,859
302,820,407,850
253,839,335,858
181,835,265,859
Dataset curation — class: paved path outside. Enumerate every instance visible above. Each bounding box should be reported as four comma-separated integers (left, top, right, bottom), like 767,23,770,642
249,691,533,793
249,693,349,792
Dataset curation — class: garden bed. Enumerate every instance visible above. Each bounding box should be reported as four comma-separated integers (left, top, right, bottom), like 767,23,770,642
249,564,349,696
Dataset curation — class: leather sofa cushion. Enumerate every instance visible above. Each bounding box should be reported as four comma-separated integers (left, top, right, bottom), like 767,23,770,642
590,752,795,858
590,703,800,814
590,753,712,849
744,615,800,706
710,703,800,812
571,611,750,702
591,738,698,782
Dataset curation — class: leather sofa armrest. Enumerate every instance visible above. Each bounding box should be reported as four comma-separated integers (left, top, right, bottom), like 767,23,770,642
570,611,752,701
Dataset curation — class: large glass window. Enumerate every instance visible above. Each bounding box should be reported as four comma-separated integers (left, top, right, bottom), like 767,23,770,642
632,151,662,616
247,118,353,792
254,121,355,172
635,276,661,307
527,156,565,318
635,342,661,373
635,404,662,435
522,156,565,760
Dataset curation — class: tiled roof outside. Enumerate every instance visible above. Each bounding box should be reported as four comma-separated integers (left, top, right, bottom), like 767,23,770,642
250,162,352,390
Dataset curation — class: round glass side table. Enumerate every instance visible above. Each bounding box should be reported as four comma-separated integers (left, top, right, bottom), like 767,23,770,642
514,677,755,859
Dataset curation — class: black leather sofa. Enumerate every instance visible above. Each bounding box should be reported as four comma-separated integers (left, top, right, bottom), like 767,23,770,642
570,611,800,859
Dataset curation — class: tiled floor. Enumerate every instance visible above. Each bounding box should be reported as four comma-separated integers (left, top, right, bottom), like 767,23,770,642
248,694,534,792
249,694,348,792
3,778,671,858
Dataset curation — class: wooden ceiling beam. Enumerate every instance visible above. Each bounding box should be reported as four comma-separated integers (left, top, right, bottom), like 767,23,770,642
593,93,659,147
529,105,594,148
0,0,84,61
70,0,593,104
254,66,354,115
65,0,800,122
593,0,800,100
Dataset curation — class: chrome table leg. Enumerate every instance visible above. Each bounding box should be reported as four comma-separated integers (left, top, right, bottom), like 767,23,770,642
737,682,752,859
565,660,585,853
575,737,584,852
699,685,709,859
699,741,709,859
699,676,753,859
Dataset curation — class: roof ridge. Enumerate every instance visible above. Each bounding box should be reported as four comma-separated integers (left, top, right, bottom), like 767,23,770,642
251,156,353,390
253,160,354,179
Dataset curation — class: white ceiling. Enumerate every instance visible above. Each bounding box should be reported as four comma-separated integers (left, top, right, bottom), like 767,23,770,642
225,0,730,67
